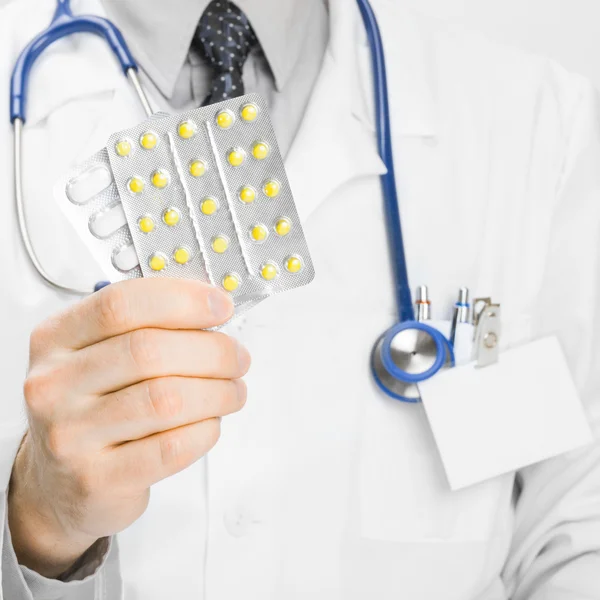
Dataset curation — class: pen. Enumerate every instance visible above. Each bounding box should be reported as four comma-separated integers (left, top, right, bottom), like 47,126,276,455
415,285,431,321
450,287,470,346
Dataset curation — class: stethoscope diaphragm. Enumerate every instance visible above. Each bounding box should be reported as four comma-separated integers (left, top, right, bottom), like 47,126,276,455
371,321,455,402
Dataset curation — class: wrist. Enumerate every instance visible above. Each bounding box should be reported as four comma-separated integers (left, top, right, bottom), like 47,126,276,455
8,439,98,579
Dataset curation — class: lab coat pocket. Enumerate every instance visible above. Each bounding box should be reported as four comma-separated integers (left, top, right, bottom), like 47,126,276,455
357,317,534,543
358,391,515,543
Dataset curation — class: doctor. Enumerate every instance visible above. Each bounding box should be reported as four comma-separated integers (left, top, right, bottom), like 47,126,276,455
1,0,600,598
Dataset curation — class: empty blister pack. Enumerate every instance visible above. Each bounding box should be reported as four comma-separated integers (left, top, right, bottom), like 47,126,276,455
55,147,143,279
55,94,315,312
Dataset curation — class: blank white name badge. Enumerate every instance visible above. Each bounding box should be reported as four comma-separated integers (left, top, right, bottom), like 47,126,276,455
420,336,593,490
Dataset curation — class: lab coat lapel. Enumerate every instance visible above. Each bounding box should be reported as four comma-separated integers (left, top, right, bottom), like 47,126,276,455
286,0,437,223
78,75,149,159
374,1,438,138
285,0,384,223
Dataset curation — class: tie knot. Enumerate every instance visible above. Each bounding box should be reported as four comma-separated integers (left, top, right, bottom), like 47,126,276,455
195,0,258,74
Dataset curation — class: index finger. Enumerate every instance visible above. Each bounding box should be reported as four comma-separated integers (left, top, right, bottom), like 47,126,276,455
39,278,234,351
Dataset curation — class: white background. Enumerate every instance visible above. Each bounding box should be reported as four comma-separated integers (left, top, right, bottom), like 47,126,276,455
408,0,600,89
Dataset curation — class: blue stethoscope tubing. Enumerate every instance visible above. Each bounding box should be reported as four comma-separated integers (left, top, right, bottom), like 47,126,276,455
9,0,151,295
356,0,454,402
10,0,138,123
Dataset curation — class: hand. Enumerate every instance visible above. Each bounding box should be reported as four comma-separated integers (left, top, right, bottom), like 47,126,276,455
8,279,249,578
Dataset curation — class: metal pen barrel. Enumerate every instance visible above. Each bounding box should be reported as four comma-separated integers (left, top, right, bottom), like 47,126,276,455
456,287,470,323
450,287,470,344
415,285,431,321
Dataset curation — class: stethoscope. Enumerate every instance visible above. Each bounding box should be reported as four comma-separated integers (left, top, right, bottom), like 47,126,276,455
10,0,454,402
357,0,455,402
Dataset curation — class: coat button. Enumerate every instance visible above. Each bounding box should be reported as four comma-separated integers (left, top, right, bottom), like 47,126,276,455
223,510,250,538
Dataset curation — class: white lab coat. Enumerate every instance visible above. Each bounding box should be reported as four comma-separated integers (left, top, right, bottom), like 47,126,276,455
1,0,599,598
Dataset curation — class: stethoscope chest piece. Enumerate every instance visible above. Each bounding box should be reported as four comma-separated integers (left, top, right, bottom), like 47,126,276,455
371,321,455,402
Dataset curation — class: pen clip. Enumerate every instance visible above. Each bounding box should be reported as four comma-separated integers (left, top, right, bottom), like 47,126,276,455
473,297,492,328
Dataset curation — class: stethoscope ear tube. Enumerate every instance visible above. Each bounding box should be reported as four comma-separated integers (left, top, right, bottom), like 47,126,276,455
10,0,138,124
10,0,153,295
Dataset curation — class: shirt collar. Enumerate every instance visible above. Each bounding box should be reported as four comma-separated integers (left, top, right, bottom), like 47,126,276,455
101,0,323,98
236,0,325,91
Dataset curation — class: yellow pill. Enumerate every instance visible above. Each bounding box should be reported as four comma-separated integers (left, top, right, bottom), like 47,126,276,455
252,142,270,160
163,208,180,226
140,132,158,150
115,139,131,157
286,256,303,273
173,247,191,265
178,120,197,139
261,263,278,281
222,274,240,292
239,187,256,204
201,198,218,215
241,103,259,122
189,160,206,177
149,253,167,272
138,216,155,233
263,180,280,198
275,218,291,236
212,236,229,254
128,177,144,194
228,148,245,167
151,170,169,189
216,110,234,129
250,224,268,242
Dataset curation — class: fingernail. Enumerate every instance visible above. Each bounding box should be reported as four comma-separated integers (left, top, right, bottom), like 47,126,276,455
236,341,252,372
208,289,233,321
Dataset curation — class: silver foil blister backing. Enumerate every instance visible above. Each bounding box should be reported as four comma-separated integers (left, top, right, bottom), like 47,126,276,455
107,94,314,303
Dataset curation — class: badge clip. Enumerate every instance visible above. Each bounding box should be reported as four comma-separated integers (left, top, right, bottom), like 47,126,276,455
473,298,501,368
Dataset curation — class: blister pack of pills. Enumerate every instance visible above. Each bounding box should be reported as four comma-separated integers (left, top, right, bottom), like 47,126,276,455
55,94,314,311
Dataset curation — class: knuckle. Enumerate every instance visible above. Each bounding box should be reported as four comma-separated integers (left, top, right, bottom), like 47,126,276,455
23,370,55,415
97,285,132,332
109,384,133,408
158,419,222,469
145,378,184,421
29,322,54,357
72,464,102,499
45,423,74,462
158,430,185,468
127,329,162,373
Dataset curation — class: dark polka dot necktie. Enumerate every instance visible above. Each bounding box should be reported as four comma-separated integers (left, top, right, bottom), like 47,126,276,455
194,0,259,105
